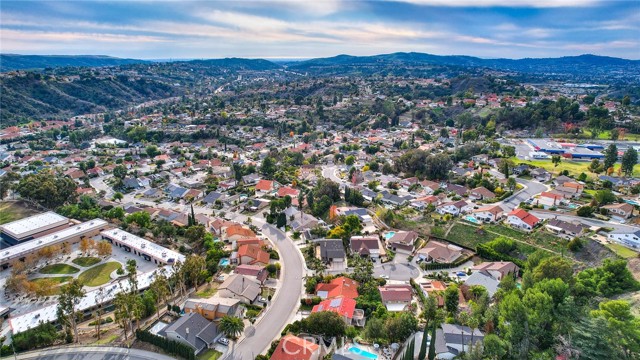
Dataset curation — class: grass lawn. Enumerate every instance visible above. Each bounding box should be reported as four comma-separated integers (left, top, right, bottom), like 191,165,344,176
92,334,118,345
195,284,219,298
510,157,640,178
606,243,639,259
31,276,73,285
198,350,222,360
78,262,121,287
261,287,275,298
445,222,496,249
0,201,38,225
39,264,80,275
73,257,102,267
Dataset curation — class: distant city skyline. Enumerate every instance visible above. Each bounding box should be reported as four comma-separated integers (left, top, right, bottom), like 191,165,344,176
1,0,639,60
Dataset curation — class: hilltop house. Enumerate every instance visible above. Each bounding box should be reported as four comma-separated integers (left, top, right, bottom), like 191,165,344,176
506,209,540,232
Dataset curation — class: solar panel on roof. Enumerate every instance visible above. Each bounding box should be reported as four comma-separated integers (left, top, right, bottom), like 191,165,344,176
330,298,342,307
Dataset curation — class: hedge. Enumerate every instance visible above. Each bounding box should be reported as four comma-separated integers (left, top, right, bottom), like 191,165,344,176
420,254,474,270
476,243,525,269
135,329,196,360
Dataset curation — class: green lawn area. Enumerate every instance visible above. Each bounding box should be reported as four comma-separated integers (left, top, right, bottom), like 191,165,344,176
198,350,222,360
606,243,639,259
510,157,640,178
39,264,80,275
195,284,218,298
444,222,497,249
78,262,121,287
92,334,118,345
485,225,566,253
0,201,38,225
31,276,72,285
73,257,102,267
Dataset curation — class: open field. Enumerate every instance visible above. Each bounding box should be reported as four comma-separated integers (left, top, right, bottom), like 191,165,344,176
606,243,640,259
73,257,102,267
78,262,121,287
509,157,640,178
39,263,80,274
198,350,222,360
0,201,38,225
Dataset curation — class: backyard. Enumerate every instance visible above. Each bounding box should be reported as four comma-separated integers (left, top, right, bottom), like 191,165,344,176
78,262,122,287
198,349,222,360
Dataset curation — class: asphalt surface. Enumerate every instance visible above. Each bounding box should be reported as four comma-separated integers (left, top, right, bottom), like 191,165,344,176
500,178,548,211
4,347,176,360
530,210,638,233
223,217,304,360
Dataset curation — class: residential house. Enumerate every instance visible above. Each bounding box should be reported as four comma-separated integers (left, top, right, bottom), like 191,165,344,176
183,297,241,321
386,231,418,254
420,280,447,307
608,229,640,248
471,205,504,223
315,239,346,266
464,271,500,297
379,284,413,312
439,324,485,357
217,274,262,304
223,225,256,242
506,209,540,231
603,203,635,219
276,186,300,199
315,277,359,300
161,312,220,355
469,187,496,201
234,264,269,285
255,179,277,195
554,175,573,186
421,180,441,194
537,192,565,208
530,168,551,182
472,261,519,280
203,191,225,205
242,173,261,185
350,236,382,261
545,219,587,238
270,335,320,360
436,200,472,216
312,296,365,327
446,183,468,197
236,244,270,266
417,240,463,264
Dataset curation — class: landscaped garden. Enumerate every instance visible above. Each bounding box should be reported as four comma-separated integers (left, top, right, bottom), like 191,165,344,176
31,276,72,285
38,264,80,275
72,257,102,267
77,262,122,287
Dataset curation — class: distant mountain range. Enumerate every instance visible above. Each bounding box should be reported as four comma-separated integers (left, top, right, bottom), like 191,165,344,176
2,52,638,74
0,54,149,71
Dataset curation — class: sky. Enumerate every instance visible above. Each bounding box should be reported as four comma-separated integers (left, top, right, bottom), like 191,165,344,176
1,0,639,60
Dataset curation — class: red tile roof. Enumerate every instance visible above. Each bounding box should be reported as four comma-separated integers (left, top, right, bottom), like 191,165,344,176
256,179,274,191
270,335,319,360
312,296,356,319
315,277,359,299
238,244,270,265
508,208,540,227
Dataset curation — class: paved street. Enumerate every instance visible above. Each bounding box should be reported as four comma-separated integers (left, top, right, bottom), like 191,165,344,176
530,210,638,233
223,217,304,360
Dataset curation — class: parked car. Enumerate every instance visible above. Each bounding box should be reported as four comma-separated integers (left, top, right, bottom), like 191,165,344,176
218,337,230,346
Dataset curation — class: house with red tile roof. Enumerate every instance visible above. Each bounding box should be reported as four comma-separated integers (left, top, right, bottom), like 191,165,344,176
315,277,359,300
312,296,365,327
255,179,277,195
236,244,270,266
224,224,257,241
277,186,300,198
270,335,320,360
506,209,540,232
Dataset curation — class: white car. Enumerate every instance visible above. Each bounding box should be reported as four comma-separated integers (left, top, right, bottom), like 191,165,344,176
379,274,389,279
218,338,230,346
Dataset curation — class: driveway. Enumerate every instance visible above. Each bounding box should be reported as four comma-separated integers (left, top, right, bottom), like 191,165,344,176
499,178,548,211
373,256,421,281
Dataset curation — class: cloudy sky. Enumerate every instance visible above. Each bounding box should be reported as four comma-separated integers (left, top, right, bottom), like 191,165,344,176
1,0,639,60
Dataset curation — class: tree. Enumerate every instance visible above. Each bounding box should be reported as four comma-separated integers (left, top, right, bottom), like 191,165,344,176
531,256,573,284
345,155,356,166
57,279,86,343
184,224,206,244
183,254,207,289
260,156,277,179
594,189,616,205
302,311,347,338
16,171,77,209
79,238,95,256
483,334,508,360
96,241,113,257
445,284,459,314
551,155,562,167
219,315,245,340
385,312,418,343
621,148,638,176
604,144,618,171
150,273,170,320
506,177,516,192
113,192,123,202
126,211,151,229
113,164,128,180
145,145,160,158
427,322,437,360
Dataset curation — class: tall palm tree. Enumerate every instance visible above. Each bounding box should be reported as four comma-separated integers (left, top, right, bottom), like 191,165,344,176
219,315,245,353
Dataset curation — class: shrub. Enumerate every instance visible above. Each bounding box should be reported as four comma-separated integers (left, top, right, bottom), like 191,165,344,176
135,330,195,360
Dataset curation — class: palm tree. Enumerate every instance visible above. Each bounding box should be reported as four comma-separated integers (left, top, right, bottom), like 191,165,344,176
219,315,245,353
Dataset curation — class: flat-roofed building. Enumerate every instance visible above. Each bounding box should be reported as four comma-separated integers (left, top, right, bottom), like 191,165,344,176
101,229,185,265
0,211,69,243
0,219,108,268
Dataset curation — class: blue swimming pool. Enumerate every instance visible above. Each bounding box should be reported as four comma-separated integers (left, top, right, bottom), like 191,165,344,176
219,258,230,266
349,347,378,360
384,231,396,240
465,215,480,224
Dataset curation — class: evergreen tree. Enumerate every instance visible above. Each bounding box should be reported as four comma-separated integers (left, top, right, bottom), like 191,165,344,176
427,323,437,360
604,144,618,170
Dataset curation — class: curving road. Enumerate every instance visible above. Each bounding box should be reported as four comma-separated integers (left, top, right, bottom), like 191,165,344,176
499,178,548,211
223,216,304,360
3,346,176,360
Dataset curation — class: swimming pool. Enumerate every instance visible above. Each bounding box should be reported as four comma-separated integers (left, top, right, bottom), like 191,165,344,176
149,320,169,335
465,215,480,224
349,347,378,360
384,231,396,240
219,258,230,266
